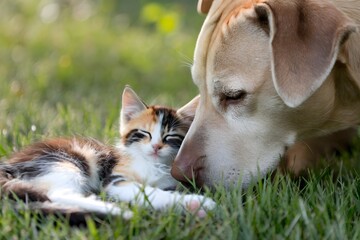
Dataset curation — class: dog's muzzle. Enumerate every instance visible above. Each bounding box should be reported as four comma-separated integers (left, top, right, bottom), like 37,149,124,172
171,140,205,186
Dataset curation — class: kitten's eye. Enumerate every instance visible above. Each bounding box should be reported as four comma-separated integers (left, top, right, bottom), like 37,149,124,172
136,130,152,139
220,90,247,106
132,132,147,139
125,129,152,145
163,134,184,148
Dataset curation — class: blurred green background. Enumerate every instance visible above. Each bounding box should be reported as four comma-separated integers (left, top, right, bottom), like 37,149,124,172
0,0,205,152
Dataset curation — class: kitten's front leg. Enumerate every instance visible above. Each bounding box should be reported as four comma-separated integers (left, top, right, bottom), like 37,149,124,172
105,178,215,217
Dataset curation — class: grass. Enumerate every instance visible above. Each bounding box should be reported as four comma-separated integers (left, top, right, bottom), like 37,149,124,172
1,169,359,239
0,0,359,239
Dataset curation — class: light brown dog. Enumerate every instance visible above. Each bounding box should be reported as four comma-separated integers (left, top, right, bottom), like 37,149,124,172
171,0,360,188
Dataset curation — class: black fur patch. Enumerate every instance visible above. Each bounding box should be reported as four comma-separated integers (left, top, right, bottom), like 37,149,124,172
96,151,120,181
124,129,151,146
4,151,90,179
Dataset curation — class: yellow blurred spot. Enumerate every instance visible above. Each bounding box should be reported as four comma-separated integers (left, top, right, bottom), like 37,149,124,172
157,13,179,34
141,3,163,23
59,55,71,68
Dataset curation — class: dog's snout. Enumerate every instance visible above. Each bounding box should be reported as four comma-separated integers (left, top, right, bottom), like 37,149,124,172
171,140,205,185
171,158,195,183
171,155,205,186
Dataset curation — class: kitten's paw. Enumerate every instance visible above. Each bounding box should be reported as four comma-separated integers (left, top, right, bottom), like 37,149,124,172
105,204,133,220
181,194,216,218
110,207,133,220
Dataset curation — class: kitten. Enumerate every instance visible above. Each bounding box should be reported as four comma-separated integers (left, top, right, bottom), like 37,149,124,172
0,86,215,220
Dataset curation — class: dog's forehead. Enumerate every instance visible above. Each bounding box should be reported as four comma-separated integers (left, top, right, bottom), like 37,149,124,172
210,74,254,97
192,0,268,94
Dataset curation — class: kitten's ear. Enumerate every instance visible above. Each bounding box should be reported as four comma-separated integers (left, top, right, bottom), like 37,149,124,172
176,95,200,123
120,86,147,130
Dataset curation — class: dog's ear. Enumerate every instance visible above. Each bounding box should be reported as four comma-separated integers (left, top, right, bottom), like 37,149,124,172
177,95,200,124
197,0,214,14
255,0,356,108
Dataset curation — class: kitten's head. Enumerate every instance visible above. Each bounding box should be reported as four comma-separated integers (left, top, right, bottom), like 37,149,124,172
120,86,199,166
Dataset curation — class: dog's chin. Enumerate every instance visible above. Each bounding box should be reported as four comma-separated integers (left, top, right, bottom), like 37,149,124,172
198,152,284,190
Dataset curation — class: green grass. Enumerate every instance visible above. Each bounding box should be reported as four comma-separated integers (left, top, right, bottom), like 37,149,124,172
0,0,359,239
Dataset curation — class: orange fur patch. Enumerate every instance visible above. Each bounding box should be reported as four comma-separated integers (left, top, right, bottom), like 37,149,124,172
223,0,265,26
121,108,159,144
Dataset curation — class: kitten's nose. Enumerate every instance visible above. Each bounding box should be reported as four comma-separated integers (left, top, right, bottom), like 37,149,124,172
152,144,162,153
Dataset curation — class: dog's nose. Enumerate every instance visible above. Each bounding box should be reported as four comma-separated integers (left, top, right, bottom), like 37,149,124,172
171,140,204,185
171,155,195,183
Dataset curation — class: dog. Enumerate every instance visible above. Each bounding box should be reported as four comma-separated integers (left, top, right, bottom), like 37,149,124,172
171,0,360,188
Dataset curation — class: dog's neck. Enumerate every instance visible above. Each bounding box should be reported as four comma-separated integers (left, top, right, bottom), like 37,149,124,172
326,62,360,129
324,0,360,133
294,61,360,139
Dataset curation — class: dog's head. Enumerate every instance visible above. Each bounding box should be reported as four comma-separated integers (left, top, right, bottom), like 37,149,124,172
171,0,357,188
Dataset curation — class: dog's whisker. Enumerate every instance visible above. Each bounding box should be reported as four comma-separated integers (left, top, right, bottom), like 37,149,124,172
177,51,193,69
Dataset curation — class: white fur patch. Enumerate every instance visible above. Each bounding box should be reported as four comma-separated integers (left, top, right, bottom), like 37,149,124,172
106,182,215,214
48,192,133,219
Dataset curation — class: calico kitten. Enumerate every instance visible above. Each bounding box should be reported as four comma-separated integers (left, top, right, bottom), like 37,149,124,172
0,86,215,219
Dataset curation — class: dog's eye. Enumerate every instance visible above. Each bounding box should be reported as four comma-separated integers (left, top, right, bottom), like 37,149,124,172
221,90,247,105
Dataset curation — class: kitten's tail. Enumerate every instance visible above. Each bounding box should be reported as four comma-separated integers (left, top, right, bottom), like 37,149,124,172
0,165,60,221
14,201,127,226
0,164,49,201
0,165,132,225
6,194,133,226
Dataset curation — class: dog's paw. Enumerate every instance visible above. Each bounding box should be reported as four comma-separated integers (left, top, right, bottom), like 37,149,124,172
180,194,216,218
